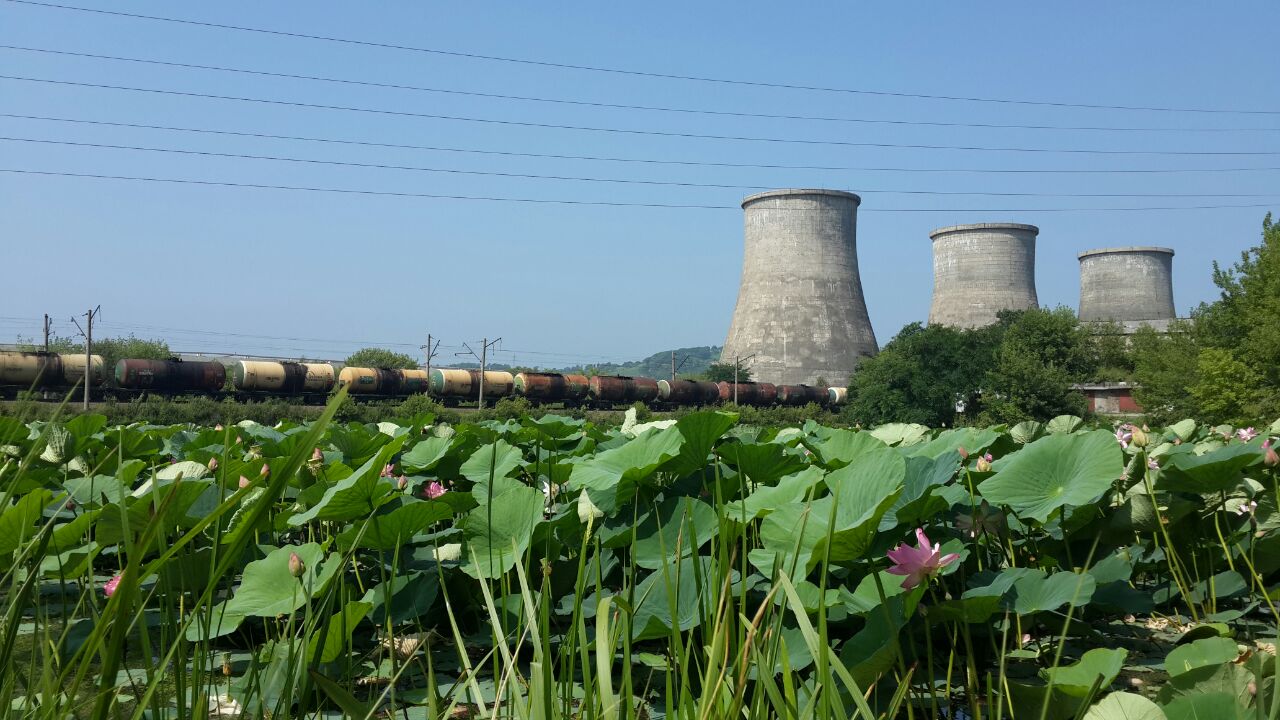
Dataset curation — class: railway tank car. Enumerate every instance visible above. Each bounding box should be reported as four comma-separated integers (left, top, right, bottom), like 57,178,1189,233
513,372,589,403
777,384,830,406
0,351,105,396
716,381,778,406
115,358,226,394
338,367,429,396
234,360,335,397
429,369,516,404
656,379,720,405
588,375,659,405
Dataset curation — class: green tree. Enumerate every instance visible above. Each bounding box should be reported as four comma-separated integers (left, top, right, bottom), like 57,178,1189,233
1084,320,1136,381
704,361,751,383
979,308,1093,424
18,333,171,387
846,322,997,426
1129,323,1200,424
343,347,420,369
1190,347,1266,425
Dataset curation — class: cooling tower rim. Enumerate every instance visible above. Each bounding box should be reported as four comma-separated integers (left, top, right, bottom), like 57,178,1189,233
741,188,861,208
1078,246,1176,260
929,222,1040,239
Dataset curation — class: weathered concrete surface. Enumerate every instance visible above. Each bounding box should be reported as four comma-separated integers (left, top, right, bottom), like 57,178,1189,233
928,223,1039,329
721,189,878,386
1078,246,1176,322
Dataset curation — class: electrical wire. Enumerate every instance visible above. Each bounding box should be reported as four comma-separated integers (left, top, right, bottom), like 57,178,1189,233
6,74,1280,156
8,136,1280,199
5,0,1279,116
8,113,1278,174
3,45,1276,134
3,167,1277,212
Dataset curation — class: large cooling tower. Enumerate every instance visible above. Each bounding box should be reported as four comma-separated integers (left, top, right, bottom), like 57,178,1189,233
928,223,1040,329
720,189,878,386
1078,246,1176,323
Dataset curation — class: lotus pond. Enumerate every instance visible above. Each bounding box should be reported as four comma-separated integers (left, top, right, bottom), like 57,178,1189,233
1,397,1278,719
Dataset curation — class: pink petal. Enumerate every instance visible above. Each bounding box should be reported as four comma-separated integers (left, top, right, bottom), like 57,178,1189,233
886,565,912,576
937,553,961,568
914,528,932,549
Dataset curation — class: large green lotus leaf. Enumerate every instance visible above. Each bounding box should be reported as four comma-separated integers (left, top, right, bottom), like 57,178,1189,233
568,425,684,513
1156,443,1261,494
520,414,585,440
840,570,911,614
963,568,1046,599
631,556,716,641
801,428,886,469
63,475,129,507
336,500,454,551
1081,693,1165,720
326,423,392,464
112,427,163,458
288,435,406,525
664,411,739,476
1164,637,1240,678
1156,661,1254,709
1166,419,1198,442
927,595,1002,624
1161,692,1245,720
307,600,372,664
881,451,961,529
362,571,440,625
753,501,833,580
1046,415,1084,434
1011,421,1044,444
632,496,717,569
867,423,930,447
190,543,341,640
398,436,454,473
0,489,54,557
464,440,525,501
909,427,999,459
810,447,904,564
1041,648,1128,697
1004,682,1086,720
715,440,807,485
460,484,544,579
838,596,907,687
155,460,210,481
722,466,824,522
979,430,1122,522
95,480,213,546
1010,572,1097,614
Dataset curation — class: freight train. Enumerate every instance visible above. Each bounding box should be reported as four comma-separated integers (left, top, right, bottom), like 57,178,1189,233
0,350,846,409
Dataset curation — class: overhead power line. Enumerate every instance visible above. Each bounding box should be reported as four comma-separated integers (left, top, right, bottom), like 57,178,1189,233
3,45,1276,134
7,135,1280,199
5,0,1279,116
5,74,1279,157
3,167,1277,212
8,113,1280,175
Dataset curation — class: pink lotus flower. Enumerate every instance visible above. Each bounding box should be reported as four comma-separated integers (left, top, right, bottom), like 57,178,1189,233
238,476,250,489
1265,440,1279,468
976,453,993,473
288,552,305,578
260,464,270,476
421,481,447,500
886,528,960,589
208,457,218,471
214,424,224,431
1147,458,1160,471
1115,425,1133,449
103,574,121,597
311,448,323,462
381,464,395,478
1237,427,1259,442
397,476,408,490
1236,500,1259,517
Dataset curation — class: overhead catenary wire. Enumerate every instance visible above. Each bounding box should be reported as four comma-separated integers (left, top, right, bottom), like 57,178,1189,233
7,114,1279,175
6,74,1280,157
7,135,1280,199
3,45,1277,134
3,167,1278,212
5,0,1280,116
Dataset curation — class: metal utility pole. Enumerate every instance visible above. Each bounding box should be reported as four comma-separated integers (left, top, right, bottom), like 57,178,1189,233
43,314,50,353
732,353,756,405
671,351,676,382
420,334,441,391
70,305,101,411
458,337,502,409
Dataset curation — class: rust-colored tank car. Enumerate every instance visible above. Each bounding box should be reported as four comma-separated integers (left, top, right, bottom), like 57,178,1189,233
587,375,660,404
115,358,225,393
828,387,849,406
234,361,335,394
339,367,430,396
429,369,515,400
777,385,829,406
513,372,590,402
657,379,721,405
0,351,105,388
716,381,778,406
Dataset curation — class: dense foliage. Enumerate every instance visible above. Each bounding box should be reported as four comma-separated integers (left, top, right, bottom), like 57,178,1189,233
342,348,421,370
2,394,1277,719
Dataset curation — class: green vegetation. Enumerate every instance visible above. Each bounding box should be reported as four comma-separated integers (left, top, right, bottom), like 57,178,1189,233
703,359,751,383
17,333,172,387
560,345,722,378
2,392,1278,718
342,347,421,370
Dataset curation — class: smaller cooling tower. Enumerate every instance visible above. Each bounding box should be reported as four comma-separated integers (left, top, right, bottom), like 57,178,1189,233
1078,246,1176,323
928,223,1040,329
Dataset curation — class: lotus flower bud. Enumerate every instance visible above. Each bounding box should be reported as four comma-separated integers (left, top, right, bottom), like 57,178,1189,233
238,476,250,489
311,448,323,462
1264,440,1279,468
1129,426,1148,448
260,464,269,476
103,574,121,598
214,424,224,431
288,552,305,578
208,457,219,471
397,476,408,490
957,446,969,461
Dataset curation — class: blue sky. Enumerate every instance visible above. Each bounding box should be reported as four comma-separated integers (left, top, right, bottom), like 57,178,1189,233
2,1,1277,367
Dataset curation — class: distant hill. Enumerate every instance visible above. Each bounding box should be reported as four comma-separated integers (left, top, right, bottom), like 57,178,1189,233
452,346,722,379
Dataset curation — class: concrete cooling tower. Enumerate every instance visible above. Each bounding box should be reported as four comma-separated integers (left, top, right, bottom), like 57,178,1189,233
928,223,1040,329
720,189,878,386
1078,246,1176,327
